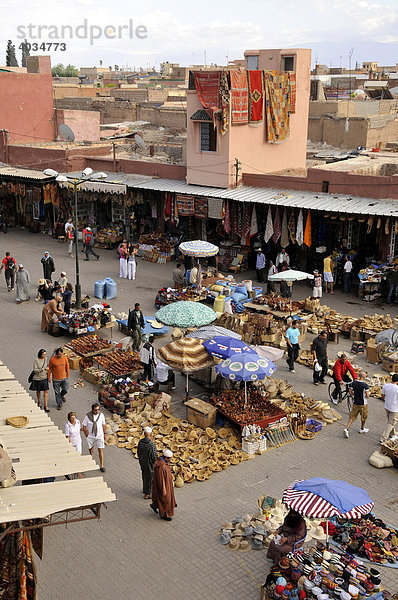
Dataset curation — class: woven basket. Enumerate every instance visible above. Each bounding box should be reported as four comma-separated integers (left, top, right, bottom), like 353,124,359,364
6,416,29,428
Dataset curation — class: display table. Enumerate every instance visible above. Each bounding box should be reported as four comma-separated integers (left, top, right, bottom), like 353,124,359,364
245,302,299,318
117,315,169,337
209,389,286,432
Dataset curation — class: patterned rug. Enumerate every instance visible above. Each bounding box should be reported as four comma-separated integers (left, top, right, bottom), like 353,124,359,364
230,70,248,123
264,71,290,142
193,71,220,123
248,70,263,124
176,195,195,216
289,72,296,113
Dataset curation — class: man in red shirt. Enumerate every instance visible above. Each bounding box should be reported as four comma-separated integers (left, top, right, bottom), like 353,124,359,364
0,252,17,291
332,353,357,403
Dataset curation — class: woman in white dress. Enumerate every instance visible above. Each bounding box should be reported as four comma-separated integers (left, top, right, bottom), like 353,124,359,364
64,412,82,454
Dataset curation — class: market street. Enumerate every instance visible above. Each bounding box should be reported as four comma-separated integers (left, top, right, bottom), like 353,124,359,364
0,229,397,598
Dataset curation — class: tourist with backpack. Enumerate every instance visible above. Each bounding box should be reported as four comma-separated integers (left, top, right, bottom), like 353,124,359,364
84,228,99,261
0,252,16,291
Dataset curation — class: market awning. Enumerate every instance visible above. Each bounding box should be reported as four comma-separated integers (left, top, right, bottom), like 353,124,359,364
0,165,54,181
57,180,127,194
0,362,116,526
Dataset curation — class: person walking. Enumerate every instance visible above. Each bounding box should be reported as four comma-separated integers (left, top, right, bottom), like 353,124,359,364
15,264,30,305
323,254,334,294
150,449,177,521
29,349,50,412
119,239,128,278
64,412,82,454
84,228,99,261
312,270,323,298
41,251,55,282
127,244,138,280
312,331,328,386
64,218,74,235
387,264,398,304
344,371,370,437
172,263,185,289
62,283,73,315
0,252,16,291
285,320,300,373
380,374,398,443
41,296,64,331
81,224,88,254
66,226,74,258
140,335,156,382
48,347,69,410
343,256,353,294
137,426,158,499
82,403,106,472
267,260,277,293
128,303,145,351
255,248,266,283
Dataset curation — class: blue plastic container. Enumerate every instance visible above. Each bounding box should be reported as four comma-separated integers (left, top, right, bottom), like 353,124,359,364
235,284,247,296
94,279,105,299
104,277,117,300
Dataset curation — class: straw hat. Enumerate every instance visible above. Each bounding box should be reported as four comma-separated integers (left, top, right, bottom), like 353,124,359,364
271,507,285,522
228,538,241,550
174,475,184,488
37,278,46,285
218,531,231,545
205,427,217,439
238,540,251,552
221,522,234,530
105,434,118,446
218,428,229,439
251,537,264,550
310,525,327,540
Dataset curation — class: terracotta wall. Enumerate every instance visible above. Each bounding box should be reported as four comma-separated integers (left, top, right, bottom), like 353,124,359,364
0,56,54,143
55,108,100,142
85,156,187,180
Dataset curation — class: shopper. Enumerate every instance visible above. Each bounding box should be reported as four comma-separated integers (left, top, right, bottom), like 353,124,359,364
172,263,185,289
285,320,300,373
0,252,16,291
343,256,353,293
84,228,99,261
128,303,145,351
64,218,74,235
137,426,158,499
62,283,73,315
154,360,175,393
344,371,370,437
276,248,290,269
29,349,49,412
66,226,74,258
332,353,357,403
127,244,138,281
36,278,53,303
119,239,128,278
380,374,398,443
150,449,177,521
64,411,82,454
15,265,30,305
255,248,266,283
387,264,398,304
82,403,106,472
323,254,334,294
312,331,328,385
48,347,69,410
41,251,55,282
140,335,156,382
81,224,88,253
58,272,68,291
267,260,277,293
312,270,323,298
41,296,64,331
266,509,306,564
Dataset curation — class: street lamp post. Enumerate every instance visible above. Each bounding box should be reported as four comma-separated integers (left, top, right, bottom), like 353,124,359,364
43,168,107,311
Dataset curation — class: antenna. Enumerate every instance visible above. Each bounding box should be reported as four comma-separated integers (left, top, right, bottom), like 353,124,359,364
134,134,146,149
204,50,207,66
58,124,75,148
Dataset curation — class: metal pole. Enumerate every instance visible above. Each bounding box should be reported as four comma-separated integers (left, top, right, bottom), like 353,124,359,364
74,184,81,309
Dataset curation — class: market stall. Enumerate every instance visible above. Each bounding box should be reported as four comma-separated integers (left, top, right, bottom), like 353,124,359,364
116,315,169,337
58,304,116,336
138,233,177,264
95,226,124,249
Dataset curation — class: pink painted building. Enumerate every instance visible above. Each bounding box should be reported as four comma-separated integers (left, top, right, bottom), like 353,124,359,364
55,108,100,142
187,48,311,188
0,56,54,143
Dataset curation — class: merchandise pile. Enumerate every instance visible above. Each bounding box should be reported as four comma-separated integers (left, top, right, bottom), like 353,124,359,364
251,294,304,313
95,349,142,377
155,287,204,307
332,514,398,565
210,388,286,426
138,233,176,263
64,334,113,357
60,304,113,334
95,226,124,248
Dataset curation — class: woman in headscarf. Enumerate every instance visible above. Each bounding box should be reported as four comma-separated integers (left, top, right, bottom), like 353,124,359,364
15,264,30,305
41,295,64,331
41,251,55,281
266,509,306,563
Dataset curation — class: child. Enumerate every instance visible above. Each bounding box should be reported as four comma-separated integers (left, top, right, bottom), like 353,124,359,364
313,270,323,298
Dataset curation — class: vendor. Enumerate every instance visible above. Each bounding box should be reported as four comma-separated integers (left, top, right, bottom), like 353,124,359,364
190,263,199,286
41,295,65,331
172,263,185,289
153,360,175,393
266,509,306,564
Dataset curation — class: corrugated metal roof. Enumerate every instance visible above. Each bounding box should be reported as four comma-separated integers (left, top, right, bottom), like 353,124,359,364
124,177,398,217
0,165,54,181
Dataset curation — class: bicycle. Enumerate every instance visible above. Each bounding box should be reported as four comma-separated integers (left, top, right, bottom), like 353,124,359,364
328,381,353,413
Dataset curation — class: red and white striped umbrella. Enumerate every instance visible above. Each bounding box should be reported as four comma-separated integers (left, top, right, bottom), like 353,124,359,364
282,479,374,519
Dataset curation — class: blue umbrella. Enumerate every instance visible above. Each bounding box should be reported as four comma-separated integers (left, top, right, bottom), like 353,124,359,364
179,240,219,257
203,336,253,359
216,353,277,405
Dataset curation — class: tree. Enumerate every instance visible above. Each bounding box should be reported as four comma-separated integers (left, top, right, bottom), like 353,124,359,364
21,39,30,67
6,40,18,67
51,63,78,77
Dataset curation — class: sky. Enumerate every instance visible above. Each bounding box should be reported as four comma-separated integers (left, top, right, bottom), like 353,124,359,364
1,0,398,70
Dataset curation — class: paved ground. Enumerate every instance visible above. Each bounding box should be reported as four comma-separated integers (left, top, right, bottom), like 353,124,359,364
0,229,397,598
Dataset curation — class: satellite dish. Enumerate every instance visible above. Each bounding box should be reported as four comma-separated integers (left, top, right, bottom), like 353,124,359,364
59,124,75,142
134,134,146,149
